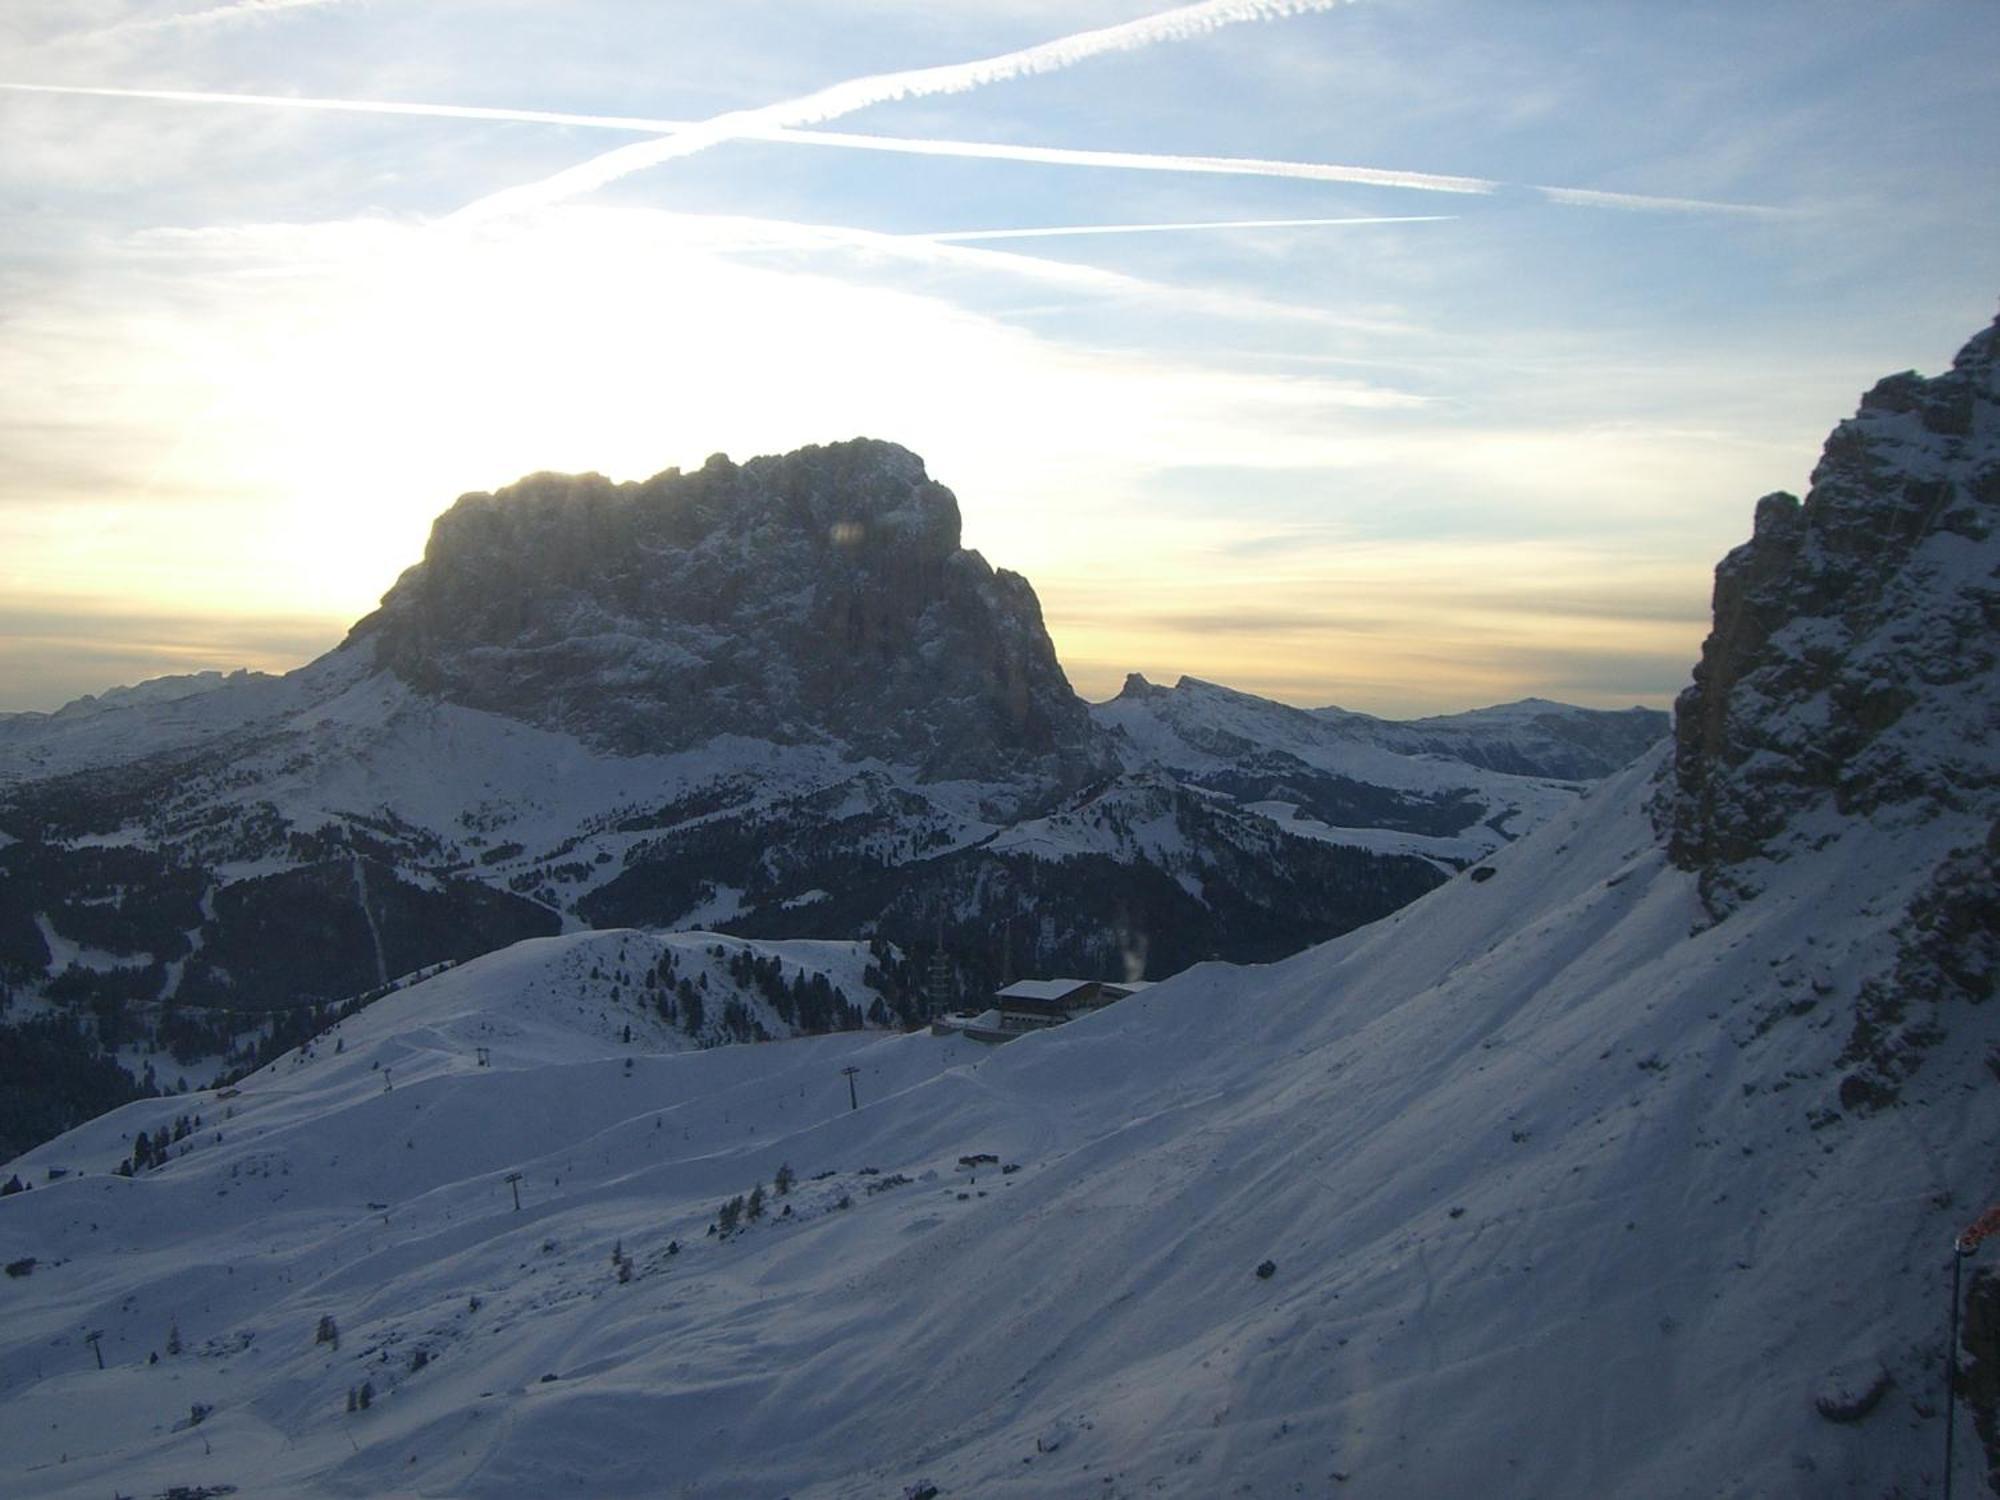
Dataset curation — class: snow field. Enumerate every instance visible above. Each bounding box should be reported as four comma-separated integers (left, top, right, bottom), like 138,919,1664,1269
2,752,1996,1496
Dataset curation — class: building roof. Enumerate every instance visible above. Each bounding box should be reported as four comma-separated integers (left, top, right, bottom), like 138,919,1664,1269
995,978,1098,1003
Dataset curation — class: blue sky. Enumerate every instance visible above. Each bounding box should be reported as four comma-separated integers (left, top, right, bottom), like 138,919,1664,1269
1,0,1995,715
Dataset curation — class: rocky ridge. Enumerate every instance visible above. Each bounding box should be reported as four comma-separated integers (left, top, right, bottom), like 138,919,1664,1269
1651,310,2000,1176
1657,311,2000,911
352,440,1103,788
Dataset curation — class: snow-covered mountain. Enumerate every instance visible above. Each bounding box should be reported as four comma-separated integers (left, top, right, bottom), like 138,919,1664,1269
1,314,1993,1497
0,439,1659,1157
1095,674,1659,868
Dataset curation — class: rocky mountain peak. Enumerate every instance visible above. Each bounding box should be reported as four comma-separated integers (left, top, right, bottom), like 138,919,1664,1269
1656,309,2000,911
347,438,1102,783
1113,672,1165,701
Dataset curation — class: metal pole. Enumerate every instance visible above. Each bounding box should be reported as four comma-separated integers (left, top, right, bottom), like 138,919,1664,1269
842,1065,860,1111
1946,1242,1966,1500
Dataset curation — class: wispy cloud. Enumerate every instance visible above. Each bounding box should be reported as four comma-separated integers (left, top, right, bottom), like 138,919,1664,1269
79,0,349,41
0,81,679,133
916,215,1454,243
1532,183,1778,216
0,81,1780,217
450,0,1364,222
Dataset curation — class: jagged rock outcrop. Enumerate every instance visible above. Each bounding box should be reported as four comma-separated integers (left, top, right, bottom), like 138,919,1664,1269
349,439,1104,786
1656,311,2000,912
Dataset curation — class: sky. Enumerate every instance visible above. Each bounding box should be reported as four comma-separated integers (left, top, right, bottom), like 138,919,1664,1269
1,0,1996,718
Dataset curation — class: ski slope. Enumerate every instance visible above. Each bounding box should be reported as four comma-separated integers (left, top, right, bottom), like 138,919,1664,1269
3,745,1992,1497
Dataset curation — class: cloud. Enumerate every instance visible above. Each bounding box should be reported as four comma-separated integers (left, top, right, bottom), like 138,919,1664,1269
450,0,1364,222
1533,183,1781,218
0,602,342,712
77,0,349,41
0,81,676,132
127,203,1428,343
1135,607,1395,635
914,215,1455,243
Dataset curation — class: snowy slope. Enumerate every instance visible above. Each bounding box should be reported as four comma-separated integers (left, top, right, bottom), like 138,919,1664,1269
0,442,1656,1052
1094,675,1628,866
2,739,1993,1498
0,603,1638,1087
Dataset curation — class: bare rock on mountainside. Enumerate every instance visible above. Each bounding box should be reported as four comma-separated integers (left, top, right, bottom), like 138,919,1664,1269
350,439,1105,785
1657,310,2000,911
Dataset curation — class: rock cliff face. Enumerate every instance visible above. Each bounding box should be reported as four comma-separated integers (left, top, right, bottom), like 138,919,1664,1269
350,439,1102,786
1656,312,2000,913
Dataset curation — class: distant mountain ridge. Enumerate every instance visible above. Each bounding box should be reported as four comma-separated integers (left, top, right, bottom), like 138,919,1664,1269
0,438,1663,1151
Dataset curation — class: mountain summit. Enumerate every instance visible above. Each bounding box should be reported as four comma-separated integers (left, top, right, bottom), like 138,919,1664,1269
1660,312,1999,912
350,438,1101,782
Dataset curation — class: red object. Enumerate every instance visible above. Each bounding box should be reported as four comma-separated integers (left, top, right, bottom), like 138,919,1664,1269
1958,1204,2000,1253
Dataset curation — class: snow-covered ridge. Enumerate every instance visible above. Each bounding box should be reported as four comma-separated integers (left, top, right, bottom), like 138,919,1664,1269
1657,308,2000,912
1093,672,1653,865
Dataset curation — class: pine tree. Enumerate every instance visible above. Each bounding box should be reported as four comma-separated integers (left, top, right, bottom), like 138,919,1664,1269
717,1195,744,1236
315,1314,339,1349
747,1184,766,1221
774,1162,795,1196
166,1319,182,1356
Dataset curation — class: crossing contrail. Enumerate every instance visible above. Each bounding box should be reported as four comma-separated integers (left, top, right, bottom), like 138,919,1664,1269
0,81,1777,217
450,0,1366,222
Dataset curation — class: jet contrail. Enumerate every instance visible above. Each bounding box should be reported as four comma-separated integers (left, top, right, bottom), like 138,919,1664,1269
918,215,1455,242
0,80,1780,218
0,80,1498,199
0,81,684,133
450,0,1363,222
81,0,347,39
798,129,1499,197
1529,183,1776,215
